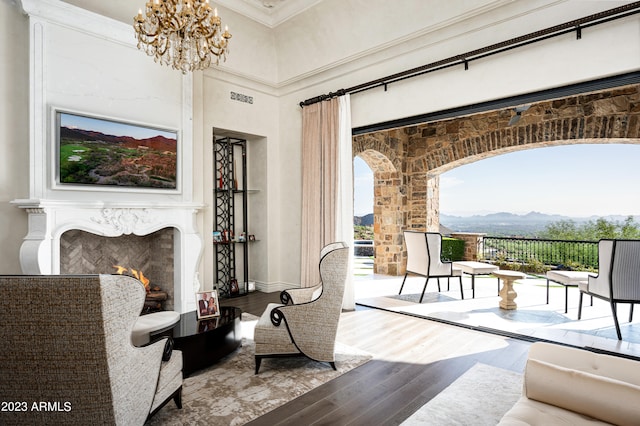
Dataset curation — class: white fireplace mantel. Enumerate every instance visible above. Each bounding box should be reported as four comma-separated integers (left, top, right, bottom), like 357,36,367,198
12,199,204,313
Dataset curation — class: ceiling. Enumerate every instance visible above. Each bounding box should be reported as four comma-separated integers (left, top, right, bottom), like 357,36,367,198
61,0,322,27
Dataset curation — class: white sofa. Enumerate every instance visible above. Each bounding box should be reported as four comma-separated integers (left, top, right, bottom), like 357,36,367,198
499,342,640,425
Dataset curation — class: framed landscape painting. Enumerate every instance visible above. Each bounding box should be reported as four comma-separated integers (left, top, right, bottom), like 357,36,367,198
55,110,178,190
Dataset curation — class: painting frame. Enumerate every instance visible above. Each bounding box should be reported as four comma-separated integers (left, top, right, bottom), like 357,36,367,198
53,108,180,193
196,290,221,320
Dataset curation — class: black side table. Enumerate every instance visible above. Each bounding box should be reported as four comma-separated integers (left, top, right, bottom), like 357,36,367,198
152,306,242,377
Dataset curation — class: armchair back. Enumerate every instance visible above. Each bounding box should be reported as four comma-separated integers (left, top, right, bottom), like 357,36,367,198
404,231,452,277
588,239,640,300
281,242,349,361
0,274,169,425
611,240,640,300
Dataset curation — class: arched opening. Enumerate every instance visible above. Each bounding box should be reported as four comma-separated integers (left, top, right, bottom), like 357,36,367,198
355,149,405,275
353,156,373,220
353,157,374,276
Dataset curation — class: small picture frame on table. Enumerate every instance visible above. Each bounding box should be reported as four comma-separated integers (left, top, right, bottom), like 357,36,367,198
229,278,239,295
196,290,220,320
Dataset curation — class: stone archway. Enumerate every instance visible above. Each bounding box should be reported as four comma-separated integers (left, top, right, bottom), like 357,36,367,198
353,83,640,276
353,131,406,275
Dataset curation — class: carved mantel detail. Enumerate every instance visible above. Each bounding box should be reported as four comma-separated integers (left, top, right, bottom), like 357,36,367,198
91,208,153,235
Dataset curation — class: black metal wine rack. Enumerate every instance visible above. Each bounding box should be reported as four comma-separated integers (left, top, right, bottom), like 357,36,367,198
213,135,248,298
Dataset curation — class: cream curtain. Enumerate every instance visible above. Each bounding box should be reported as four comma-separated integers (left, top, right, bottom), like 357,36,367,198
300,95,354,310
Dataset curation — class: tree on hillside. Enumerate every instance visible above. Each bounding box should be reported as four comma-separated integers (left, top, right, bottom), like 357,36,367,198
540,220,581,240
540,216,640,241
620,216,640,239
354,225,374,240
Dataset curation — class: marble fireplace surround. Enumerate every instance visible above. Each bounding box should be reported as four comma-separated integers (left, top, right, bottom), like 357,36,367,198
12,200,203,314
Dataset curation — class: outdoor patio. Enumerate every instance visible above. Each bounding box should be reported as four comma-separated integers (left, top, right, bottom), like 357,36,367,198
352,257,640,358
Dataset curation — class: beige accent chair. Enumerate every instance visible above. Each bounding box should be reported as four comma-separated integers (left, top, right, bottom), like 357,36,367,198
578,239,640,340
0,274,182,425
399,231,463,302
254,242,349,374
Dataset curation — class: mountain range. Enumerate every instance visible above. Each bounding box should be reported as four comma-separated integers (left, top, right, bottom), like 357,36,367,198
60,126,177,152
354,211,640,237
354,213,374,226
441,211,640,224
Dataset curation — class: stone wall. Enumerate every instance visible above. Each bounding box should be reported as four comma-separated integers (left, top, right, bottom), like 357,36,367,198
353,84,640,275
449,233,485,261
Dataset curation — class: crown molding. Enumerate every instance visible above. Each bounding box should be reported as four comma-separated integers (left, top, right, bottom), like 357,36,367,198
18,0,133,46
215,0,322,28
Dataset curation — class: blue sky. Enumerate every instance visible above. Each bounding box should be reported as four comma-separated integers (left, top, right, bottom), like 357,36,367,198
354,144,640,218
60,112,176,141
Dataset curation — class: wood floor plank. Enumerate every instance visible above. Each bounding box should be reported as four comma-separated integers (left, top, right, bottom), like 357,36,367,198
233,291,532,425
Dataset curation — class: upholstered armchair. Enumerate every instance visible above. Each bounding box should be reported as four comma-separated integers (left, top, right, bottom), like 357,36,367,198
0,274,182,425
254,242,349,373
279,241,346,305
399,231,463,302
578,239,640,340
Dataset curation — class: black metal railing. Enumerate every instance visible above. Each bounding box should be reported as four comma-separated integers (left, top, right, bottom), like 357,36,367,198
354,240,374,257
481,236,599,270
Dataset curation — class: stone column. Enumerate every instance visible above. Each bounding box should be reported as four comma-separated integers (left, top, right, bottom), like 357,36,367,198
426,174,439,232
373,170,405,276
450,232,486,261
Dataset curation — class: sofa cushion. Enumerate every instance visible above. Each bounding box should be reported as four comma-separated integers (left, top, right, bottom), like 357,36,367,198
524,358,640,426
546,270,595,284
499,396,611,425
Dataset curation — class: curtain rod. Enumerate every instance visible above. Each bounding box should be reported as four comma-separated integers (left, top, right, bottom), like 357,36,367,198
299,2,640,107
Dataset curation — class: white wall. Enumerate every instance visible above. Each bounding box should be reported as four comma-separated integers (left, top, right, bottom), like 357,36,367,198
0,0,29,274
19,0,189,204
273,0,516,84
200,70,283,291
350,10,640,128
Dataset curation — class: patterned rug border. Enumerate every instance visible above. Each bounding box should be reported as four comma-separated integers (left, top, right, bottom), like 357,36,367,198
147,314,371,425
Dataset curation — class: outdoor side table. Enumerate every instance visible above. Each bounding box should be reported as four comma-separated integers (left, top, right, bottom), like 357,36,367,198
452,261,500,298
493,270,526,310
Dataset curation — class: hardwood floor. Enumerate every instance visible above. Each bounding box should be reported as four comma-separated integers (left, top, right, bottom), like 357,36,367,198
221,290,281,317
222,292,532,425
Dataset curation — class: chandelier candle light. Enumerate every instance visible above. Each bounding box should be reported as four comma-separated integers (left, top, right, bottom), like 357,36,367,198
134,0,232,73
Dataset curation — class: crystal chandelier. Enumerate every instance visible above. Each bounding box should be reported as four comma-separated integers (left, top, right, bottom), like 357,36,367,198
134,0,232,74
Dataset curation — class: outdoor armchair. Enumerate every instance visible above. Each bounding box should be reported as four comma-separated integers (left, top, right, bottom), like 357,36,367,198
578,239,640,340
399,231,463,302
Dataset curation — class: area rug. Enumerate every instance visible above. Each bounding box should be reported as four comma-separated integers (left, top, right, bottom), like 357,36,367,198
401,363,522,425
146,315,371,425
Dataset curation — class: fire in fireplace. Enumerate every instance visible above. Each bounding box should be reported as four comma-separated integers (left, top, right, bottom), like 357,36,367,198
114,265,168,314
